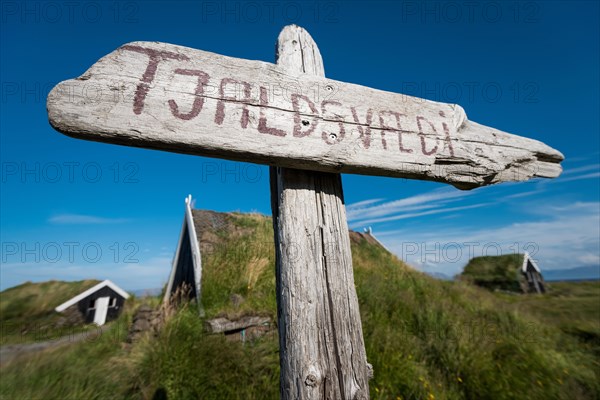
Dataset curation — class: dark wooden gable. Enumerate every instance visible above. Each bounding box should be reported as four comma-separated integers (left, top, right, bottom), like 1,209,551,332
522,256,546,294
76,286,126,323
169,224,198,301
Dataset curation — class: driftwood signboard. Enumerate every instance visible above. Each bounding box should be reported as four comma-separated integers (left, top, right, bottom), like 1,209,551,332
47,25,564,400
47,41,563,189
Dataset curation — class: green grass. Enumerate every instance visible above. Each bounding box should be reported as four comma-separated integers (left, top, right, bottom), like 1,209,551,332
0,300,136,400
460,254,524,292
200,213,277,319
493,280,600,357
352,239,599,400
1,212,598,400
133,303,279,400
0,280,101,345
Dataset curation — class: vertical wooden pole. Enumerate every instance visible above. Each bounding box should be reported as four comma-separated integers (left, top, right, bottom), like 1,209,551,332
270,25,370,400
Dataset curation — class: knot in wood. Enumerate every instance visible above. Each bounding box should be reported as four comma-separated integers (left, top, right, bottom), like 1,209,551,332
304,373,318,387
353,390,368,400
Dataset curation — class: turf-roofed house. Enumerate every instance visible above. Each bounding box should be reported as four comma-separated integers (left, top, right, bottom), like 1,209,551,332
54,280,129,326
461,252,547,294
163,194,203,307
163,195,273,341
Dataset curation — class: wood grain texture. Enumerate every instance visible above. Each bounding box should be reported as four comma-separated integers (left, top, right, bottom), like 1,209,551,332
46,39,563,189
205,316,270,334
271,25,370,400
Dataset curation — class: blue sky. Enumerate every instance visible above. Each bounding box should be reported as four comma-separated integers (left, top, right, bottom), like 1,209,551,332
1,1,598,291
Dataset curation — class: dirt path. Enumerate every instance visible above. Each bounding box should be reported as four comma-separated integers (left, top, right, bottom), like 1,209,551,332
0,325,109,366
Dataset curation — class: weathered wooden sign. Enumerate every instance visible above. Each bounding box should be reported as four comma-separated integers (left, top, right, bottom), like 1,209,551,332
46,24,564,400
47,41,563,189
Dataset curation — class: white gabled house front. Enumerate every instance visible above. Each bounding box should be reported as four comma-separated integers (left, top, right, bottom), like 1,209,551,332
55,279,130,326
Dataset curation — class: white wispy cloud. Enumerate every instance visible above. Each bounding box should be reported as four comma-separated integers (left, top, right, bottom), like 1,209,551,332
557,172,600,183
503,190,545,200
376,201,600,277
347,187,476,226
561,163,599,175
48,214,131,225
538,201,599,214
563,152,600,163
351,202,491,226
552,162,600,183
346,198,384,209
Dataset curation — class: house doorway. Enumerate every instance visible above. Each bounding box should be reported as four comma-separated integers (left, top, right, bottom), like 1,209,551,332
93,296,110,325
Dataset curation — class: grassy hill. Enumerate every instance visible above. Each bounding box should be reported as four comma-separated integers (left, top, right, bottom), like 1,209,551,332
494,280,600,356
1,211,598,400
459,254,525,292
0,279,101,344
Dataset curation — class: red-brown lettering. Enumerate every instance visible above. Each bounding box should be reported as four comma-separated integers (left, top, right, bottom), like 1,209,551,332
168,69,209,120
441,121,455,157
416,116,439,156
121,45,189,115
291,94,318,138
351,107,373,149
214,78,252,128
321,100,345,145
258,87,285,136
379,111,412,153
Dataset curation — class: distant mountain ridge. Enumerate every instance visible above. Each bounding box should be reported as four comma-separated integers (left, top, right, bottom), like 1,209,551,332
423,271,453,280
131,288,162,297
543,265,600,281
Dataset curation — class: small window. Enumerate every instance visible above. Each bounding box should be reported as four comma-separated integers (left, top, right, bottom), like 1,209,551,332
89,299,96,308
110,297,117,307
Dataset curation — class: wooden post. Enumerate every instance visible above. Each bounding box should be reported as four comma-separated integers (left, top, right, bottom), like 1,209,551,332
271,25,370,400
